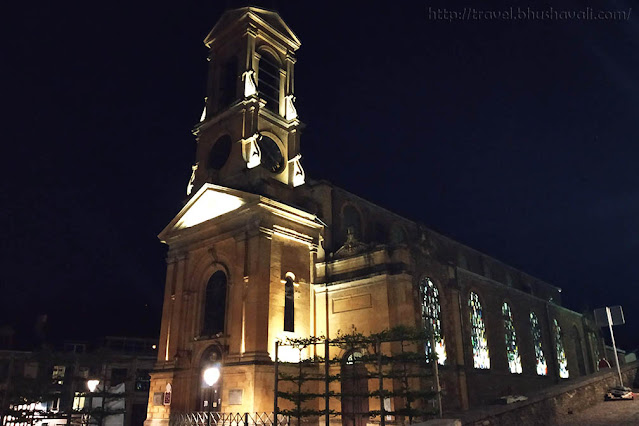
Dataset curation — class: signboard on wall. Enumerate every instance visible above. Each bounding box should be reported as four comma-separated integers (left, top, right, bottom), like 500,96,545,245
164,384,172,406
229,389,243,405
153,393,163,406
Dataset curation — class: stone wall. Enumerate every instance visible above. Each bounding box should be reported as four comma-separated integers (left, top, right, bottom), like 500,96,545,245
460,360,639,425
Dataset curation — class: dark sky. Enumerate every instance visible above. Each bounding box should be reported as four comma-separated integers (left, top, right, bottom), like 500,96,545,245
2,0,638,351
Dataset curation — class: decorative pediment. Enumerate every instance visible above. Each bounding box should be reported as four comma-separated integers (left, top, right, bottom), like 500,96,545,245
204,7,301,50
159,184,259,242
159,184,323,244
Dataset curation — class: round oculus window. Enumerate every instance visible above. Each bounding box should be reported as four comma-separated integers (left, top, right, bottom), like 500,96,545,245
258,135,284,173
208,135,232,170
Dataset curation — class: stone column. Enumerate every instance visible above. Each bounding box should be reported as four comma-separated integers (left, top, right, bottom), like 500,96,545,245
241,228,272,361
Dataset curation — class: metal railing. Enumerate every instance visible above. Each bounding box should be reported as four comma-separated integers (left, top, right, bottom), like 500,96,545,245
170,412,289,426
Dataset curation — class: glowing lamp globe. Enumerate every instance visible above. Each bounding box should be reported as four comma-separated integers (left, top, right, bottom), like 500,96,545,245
203,366,220,387
87,379,100,392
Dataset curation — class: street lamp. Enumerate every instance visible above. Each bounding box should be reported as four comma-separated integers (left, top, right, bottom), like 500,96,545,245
87,380,100,393
203,367,220,426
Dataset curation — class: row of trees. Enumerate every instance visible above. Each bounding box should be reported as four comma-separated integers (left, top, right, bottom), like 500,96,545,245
274,325,442,426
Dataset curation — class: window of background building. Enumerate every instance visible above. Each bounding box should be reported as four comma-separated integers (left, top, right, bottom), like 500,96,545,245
420,277,446,365
72,393,85,410
52,365,65,384
78,366,89,379
24,361,38,378
135,370,151,391
469,292,490,369
530,312,547,375
110,368,127,385
502,302,522,374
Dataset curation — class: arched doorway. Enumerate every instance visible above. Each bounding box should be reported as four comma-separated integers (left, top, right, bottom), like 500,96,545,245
199,346,223,412
341,350,369,426
572,326,586,376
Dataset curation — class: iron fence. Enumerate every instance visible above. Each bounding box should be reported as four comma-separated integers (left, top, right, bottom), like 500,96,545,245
170,412,289,426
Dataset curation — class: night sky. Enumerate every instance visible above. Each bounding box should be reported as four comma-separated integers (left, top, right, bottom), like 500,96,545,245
2,0,638,351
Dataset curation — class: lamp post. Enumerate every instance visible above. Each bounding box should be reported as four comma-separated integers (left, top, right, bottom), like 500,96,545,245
203,367,220,426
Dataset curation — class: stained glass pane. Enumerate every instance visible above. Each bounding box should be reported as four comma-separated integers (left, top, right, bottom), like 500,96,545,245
554,319,569,378
590,332,600,370
469,292,490,369
530,312,547,375
420,278,446,365
502,303,522,374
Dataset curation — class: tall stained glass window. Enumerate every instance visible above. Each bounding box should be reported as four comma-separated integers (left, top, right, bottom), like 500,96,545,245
590,332,600,370
469,292,490,369
554,319,569,378
530,312,547,375
420,278,446,365
502,302,522,374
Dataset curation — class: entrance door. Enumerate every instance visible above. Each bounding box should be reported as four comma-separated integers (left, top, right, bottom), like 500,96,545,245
341,351,369,426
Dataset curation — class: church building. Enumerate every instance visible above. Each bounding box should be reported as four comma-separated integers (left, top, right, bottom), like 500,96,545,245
145,7,602,426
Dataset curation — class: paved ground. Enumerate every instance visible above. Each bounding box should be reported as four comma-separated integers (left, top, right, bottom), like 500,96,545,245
555,390,639,425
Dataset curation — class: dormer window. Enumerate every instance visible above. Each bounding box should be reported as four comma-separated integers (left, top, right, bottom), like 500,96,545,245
258,52,281,113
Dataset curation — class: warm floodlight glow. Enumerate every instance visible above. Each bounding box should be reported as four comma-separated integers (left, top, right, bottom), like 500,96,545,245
177,191,245,229
277,344,303,363
203,367,220,387
87,380,100,392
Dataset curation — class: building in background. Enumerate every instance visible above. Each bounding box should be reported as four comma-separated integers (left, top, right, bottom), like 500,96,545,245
145,6,606,426
1,337,157,426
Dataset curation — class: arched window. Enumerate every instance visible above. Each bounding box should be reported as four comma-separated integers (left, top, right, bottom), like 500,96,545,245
342,205,362,240
202,271,227,336
572,325,586,376
345,350,364,365
420,277,446,365
589,332,600,371
502,302,522,374
554,319,569,378
258,51,280,113
529,312,547,375
208,135,232,171
284,275,295,332
219,56,238,108
469,292,490,369
389,223,407,245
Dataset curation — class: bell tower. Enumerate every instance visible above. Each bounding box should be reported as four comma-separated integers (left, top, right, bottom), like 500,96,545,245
145,8,323,426
190,7,305,196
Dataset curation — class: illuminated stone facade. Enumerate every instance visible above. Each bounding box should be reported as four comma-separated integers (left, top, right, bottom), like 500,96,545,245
145,7,603,425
